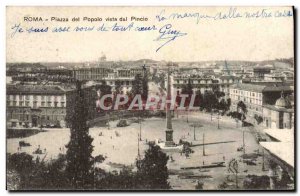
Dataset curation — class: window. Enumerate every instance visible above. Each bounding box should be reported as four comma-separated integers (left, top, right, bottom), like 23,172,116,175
41,102,45,107
19,95,23,100
19,101,24,106
47,102,51,107
33,95,37,100
13,95,16,100
47,96,51,101
41,96,45,101
61,102,65,107
25,101,29,107
33,101,37,109
6,95,10,100
25,95,30,100
54,102,58,107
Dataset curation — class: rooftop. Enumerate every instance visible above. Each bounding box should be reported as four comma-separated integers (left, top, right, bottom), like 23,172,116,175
260,142,294,168
231,83,293,93
231,83,266,92
261,128,294,168
7,84,73,95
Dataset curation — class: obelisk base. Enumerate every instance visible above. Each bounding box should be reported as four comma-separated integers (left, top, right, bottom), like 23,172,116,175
165,129,175,147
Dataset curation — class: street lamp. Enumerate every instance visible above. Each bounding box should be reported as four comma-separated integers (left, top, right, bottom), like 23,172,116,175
203,133,205,156
217,112,220,129
242,128,245,154
190,123,203,141
139,116,142,141
186,108,189,123
262,148,265,171
107,114,110,130
217,110,222,129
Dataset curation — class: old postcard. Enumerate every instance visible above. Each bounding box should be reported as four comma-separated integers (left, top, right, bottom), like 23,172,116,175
6,6,294,191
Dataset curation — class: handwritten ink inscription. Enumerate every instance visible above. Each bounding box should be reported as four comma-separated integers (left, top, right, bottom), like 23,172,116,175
10,7,293,52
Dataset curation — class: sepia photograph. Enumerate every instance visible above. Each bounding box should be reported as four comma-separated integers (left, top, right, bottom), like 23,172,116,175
5,6,295,191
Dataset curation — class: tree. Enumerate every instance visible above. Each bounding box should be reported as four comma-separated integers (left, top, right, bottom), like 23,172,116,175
243,175,270,190
131,74,143,98
180,78,194,107
254,114,263,125
96,83,112,110
114,80,122,95
226,98,231,111
195,181,204,190
96,83,112,96
214,90,225,99
65,81,94,189
181,78,193,96
218,98,227,112
7,153,70,190
142,68,149,101
137,143,170,189
274,170,293,189
194,90,202,107
202,90,218,112
7,153,35,189
237,101,247,114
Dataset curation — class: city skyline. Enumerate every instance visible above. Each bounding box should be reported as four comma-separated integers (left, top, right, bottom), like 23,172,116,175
6,57,295,64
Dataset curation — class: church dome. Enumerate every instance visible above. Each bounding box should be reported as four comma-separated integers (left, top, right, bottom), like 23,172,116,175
275,92,291,108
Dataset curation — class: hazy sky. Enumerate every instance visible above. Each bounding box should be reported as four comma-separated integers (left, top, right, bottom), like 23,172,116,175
6,6,294,62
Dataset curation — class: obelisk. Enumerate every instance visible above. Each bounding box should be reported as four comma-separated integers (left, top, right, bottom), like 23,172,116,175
165,68,175,147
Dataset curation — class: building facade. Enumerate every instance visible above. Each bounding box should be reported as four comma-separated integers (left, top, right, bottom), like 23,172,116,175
171,74,241,98
263,94,294,129
6,85,68,128
229,83,294,125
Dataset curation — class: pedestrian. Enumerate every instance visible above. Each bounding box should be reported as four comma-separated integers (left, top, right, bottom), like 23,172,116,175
170,156,174,162
185,151,189,159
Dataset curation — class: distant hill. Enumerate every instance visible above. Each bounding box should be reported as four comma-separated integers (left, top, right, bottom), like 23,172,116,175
6,58,294,70
6,63,46,70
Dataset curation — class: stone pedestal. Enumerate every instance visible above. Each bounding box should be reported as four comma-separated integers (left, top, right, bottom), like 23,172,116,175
165,129,175,147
